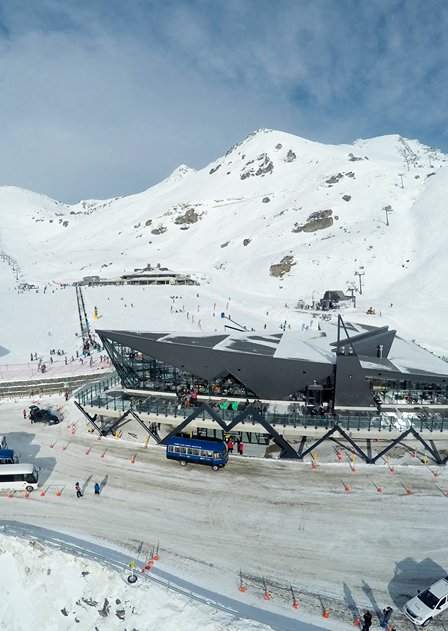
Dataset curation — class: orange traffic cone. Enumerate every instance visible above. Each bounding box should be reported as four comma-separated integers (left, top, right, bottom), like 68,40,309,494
322,608,329,618
56,489,62,496
131,455,136,464
40,489,45,496
354,617,361,627
264,591,271,601
345,484,350,492
239,582,246,593
24,491,30,499
293,599,299,609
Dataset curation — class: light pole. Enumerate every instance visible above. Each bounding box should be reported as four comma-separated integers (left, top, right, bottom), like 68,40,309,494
383,205,393,226
399,173,404,189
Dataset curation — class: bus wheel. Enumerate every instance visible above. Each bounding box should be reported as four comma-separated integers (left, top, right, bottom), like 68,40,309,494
26,486,34,493
180,460,187,467
212,465,219,471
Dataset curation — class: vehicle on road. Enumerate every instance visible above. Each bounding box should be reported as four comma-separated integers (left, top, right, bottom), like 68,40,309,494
0,464,39,492
403,576,448,626
0,449,18,464
166,436,228,471
29,405,61,425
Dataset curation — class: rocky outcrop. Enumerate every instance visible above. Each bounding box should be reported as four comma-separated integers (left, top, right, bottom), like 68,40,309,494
174,208,199,224
325,173,344,185
293,209,333,233
284,150,296,163
243,239,251,246
270,255,296,278
151,226,167,235
240,153,274,179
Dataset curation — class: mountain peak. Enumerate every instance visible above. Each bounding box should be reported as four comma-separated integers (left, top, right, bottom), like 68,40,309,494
167,164,196,181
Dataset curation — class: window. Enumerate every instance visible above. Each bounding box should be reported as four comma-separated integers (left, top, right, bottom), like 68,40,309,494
180,447,186,454
437,597,447,610
168,446,174,452
174,446,180,453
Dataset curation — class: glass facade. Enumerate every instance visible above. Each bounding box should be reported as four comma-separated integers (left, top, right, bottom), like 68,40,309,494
368,378,448,405
102,336,258,401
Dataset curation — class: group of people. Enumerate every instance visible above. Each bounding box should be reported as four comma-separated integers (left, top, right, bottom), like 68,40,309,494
75,481,101,498
225,436,244,455
361,607,394,631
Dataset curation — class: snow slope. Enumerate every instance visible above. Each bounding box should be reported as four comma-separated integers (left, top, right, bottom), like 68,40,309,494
1,128,448,362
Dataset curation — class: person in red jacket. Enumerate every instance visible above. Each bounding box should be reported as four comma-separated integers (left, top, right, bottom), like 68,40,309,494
238,440,244,455
227,438,234,453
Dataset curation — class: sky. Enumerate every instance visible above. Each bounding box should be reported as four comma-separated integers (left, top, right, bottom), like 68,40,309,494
0,0,447,203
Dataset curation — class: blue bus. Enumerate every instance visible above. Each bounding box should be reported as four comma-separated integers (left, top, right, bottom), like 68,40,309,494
166,436,228,471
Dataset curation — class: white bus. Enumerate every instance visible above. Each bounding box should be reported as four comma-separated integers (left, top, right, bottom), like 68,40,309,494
0,464,39,492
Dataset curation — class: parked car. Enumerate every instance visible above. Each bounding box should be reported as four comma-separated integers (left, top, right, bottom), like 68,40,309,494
29,405,61,425
403,576,448,626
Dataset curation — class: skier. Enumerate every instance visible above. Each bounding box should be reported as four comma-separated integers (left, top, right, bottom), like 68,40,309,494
362,611,372,631
238,440,244,456
75,482,83,498
94,482,101,496
381,607,393,629
23,409,27,419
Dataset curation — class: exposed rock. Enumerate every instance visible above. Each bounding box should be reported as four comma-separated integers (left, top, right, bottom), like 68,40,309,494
345,171,355,178
270,255,296,278
325,173,344,185
240,153,274,179
115,609,126,620
293,209,333,233
82,598,98,607
243,239,251,246
348,153,363,161
220,242,229,248
174,208,199,225
61,608,69,617
342,195,351,202
180,225,189,230
284,149,296,163
262,197,270,203
98,598,110,617
275,143,282,150
150,226,167,235
145,219,152,226
209,164,221,175
255,155,274,176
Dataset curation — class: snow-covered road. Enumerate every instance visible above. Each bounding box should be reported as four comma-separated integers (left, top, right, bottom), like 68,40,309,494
1,396,448,630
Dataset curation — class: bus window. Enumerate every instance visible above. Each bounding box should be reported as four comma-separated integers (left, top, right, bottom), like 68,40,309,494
180,447,186,454
187,448,193,455
174,447,180,453
193,449,200,456
168,446,174,452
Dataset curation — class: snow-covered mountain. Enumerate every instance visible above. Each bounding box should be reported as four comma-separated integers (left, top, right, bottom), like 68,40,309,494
1,128,448,362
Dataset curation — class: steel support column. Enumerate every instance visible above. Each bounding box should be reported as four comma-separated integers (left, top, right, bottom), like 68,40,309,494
73,400,107,436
